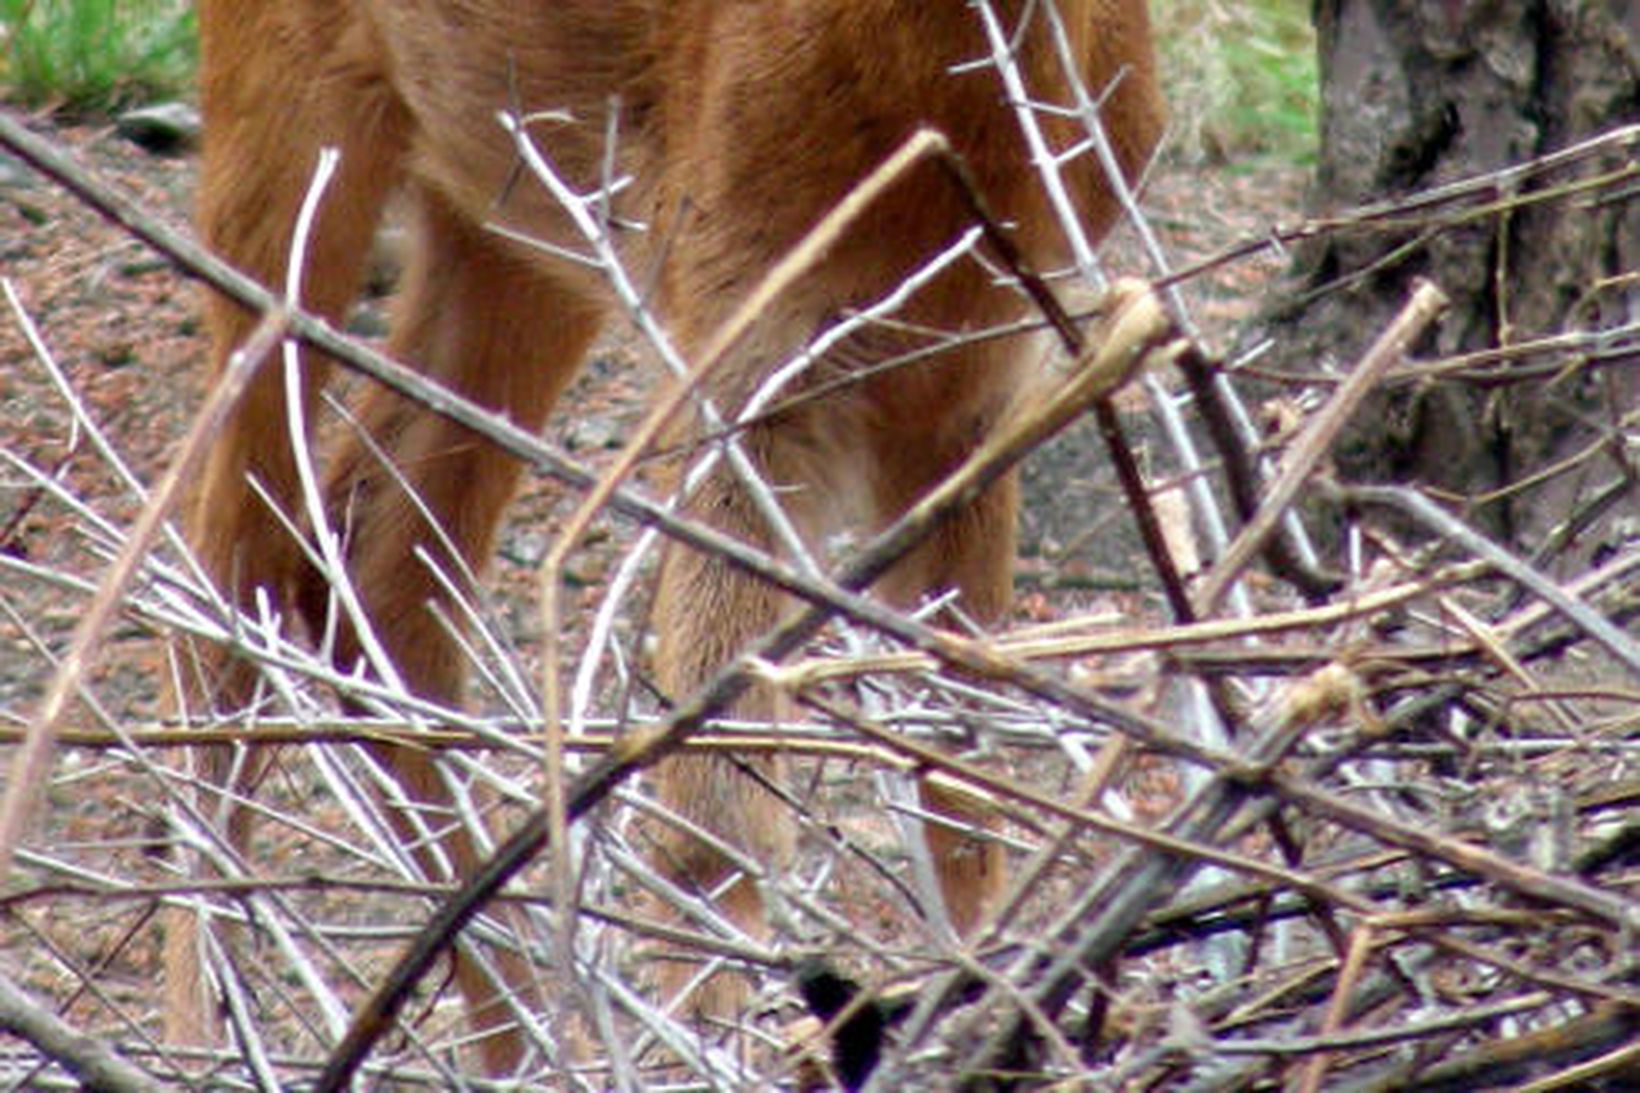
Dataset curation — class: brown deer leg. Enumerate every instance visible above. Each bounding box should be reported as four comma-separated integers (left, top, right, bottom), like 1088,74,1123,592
648,476,795,1018
167,9,409,1050
301,188,605,1070
871,420,1019,939
646,409,859,1018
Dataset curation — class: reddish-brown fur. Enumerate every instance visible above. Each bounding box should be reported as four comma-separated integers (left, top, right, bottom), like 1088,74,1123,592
176,0,1161,1071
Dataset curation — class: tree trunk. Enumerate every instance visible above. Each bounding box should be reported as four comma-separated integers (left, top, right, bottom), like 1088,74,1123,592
1271,0,1639,544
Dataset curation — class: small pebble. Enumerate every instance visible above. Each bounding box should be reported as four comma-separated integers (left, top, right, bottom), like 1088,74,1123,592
116,102,202,155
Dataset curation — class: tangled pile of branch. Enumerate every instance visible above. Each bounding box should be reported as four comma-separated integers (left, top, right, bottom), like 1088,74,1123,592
1,21,1636,1093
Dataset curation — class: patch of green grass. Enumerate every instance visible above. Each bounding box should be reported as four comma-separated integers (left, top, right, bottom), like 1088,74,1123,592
0,0,196,115
1153,0,1318,166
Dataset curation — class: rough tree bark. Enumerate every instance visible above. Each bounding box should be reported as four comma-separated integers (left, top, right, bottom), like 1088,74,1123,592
1268,0,1639,545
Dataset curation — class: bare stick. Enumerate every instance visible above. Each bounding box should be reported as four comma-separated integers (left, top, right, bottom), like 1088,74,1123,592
1342,484,1640,677
1195,278,1451,613
0,971,162,1093
1296,924,1377,1093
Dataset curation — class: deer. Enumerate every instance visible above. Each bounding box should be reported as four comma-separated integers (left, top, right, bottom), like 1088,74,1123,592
169,0,1162,1074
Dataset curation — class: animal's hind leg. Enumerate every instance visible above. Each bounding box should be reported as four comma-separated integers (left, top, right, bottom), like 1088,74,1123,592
870,429,1019,939
647,423,834,1017
167,6,408,1052
184,8,408,705
309,192,602,708
305,188,605,1070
